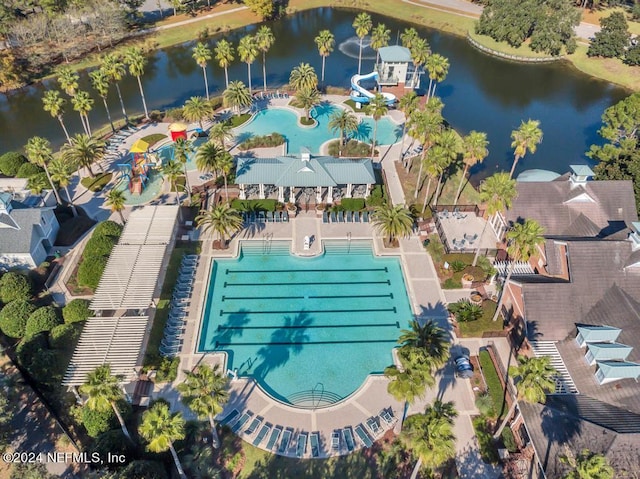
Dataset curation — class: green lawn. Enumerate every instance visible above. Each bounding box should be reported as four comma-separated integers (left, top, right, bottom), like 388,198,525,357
140,133,168,147
478,349,507,420
80,172,112,192
227,113,251,128
468,30,558,58
458,300,501,337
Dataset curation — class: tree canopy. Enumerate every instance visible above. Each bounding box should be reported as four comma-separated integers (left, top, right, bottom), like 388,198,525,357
588,11,630,59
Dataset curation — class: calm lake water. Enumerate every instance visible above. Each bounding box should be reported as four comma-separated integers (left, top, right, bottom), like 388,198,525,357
0,8,629,179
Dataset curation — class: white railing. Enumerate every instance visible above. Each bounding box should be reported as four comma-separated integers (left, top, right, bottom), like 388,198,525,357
493,260,535,277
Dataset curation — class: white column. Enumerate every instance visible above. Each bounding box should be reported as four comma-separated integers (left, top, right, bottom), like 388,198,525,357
327,186,333,204
316,186,322,203
239,184,246,200
364,183,371,198
346,183,353,198
259,183,265,199
288,186,295,204
278,186,284,203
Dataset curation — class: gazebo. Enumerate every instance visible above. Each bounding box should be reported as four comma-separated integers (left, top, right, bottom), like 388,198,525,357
234,151,376,204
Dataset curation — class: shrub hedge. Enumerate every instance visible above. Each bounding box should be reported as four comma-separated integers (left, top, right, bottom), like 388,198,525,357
49,323,83,349
82,407,117,438
231,199,278,212
62,299,91,324
0,300,37,338
77,221,122,290
16,162,44,179
93,220,123,239
77,255,108,290
0,272,32,304
238,132,285,150
339,198,366,211
479,350,506,419
25,306,61,337
0,151,26,176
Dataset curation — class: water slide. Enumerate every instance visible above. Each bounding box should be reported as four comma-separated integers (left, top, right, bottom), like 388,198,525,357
350,71,396,106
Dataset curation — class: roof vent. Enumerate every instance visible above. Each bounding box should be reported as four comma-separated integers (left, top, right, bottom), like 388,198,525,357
569,165,594,185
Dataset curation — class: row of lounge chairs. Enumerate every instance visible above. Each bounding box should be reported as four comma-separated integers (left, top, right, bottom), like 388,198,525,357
322,210,370,224
159,254,199,357
331,408,396,452
242,211,290,223
254,91,289,101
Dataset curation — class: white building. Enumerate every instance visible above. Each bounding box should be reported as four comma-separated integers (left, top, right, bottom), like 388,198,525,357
376,46,420,88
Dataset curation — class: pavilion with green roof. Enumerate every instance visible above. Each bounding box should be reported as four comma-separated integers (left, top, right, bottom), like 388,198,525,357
235,151,376,204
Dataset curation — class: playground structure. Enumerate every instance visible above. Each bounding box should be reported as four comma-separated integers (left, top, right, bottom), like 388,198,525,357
350,71,396,106
168,122,188,141
118,139,160,195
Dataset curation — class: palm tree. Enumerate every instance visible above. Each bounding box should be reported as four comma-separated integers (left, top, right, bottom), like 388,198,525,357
49,157,76,214
454,131,488,205
397,319,449,370
472,172,518,266
408,108,443,193
366,93,388,156
238,35,258,94
352,12,372,75
124,47,149,119
28,174,49,194
196,141,223,175
371,23,391,67
255,26,275,93
183,96,214,130
102,53,129,123
401,27,419,50
173,138,195,199
89,69,115,133
493,355,556,438
24,136,61,205
79,364,133,443
431,129,460,207
510,119,543,179
420,147,446,214
71,90,94,136
385,365,430,413
289,63,318,93
196,203,243,246
328,109,358,156
560,449,614,479
42,90,71,143
295,87,321,122
177,364,229,448
492,219,545,322
217,152,234,202
139,402,186,479
61,133,104,178
214,40,234,89
410,38,430,88
208,122,233,150
57,66,79,97
163,160,184,207
425,53,449,100
223,80,252,114
105,188,126,223
372,204,414,245
314,29,335,86
192,42,212,100
398,91,419,165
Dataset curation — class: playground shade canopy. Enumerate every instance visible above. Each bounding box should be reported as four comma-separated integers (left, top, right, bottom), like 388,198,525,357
130,139,150,153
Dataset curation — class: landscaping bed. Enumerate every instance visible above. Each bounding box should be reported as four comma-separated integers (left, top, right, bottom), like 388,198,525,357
238,132,285,150
327,139,377,157
230,198,279,212
54,206,96,247
226,113,251,128
80,172,112,192
139,133,167,147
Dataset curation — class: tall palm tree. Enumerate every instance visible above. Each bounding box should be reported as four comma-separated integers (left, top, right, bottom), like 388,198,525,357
472,172,518,266
28,174,49,194
454,131,488,205
295,87,321,122
398,91,419,165
61,133,105,178
493,355,556,438
223,80,252,114
560,449,614,479
173,138,194,199
163,160,184,207
89,69,115,133
352,12,372,75
139,402,186,479
314,29,335,86
289,63,318,93
492,219,545,322
328,109,358,156
366,93,388,156
71,91,94,136
24,136,61,205
49,157,76,214
105,188,126,223
196,203,243,246
79,364,133,443
410,38,430,88
372,204,414,245
255,26,275,93
425,54,449,100
177,364,229,448
57,66,79,97
401,27,419,50
182,96,214,130
408,108,443,193
102,53,129,123
42,90,71,143
214,40,234,89
208,122,233,150
238,35,258,94
431,129,460,207
217,151,234,202
397,319,450,370
385,365,430,414
196,141,223,174
420,147,447,214
510,119,543,179
371,23,391,67
124,47,149,119
192,42,212,100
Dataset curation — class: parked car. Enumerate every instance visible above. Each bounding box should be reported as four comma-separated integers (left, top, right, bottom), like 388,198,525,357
454,355,474,379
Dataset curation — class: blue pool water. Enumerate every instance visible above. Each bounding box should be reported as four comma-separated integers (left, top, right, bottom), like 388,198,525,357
198,241,413,406
235,104,403,154
155,137,207,171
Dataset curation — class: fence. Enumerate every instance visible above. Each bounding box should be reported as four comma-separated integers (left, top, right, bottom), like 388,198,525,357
467,33,564,63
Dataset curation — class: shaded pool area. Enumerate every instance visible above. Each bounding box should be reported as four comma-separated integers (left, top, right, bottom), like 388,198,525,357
235,103,404,155
115,168,164,206
199,240,413,407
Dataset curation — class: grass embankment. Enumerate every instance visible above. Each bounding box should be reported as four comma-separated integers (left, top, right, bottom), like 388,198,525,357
140,133,168,147
80,172,112,192
569,44,640,91
467,30,555,59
